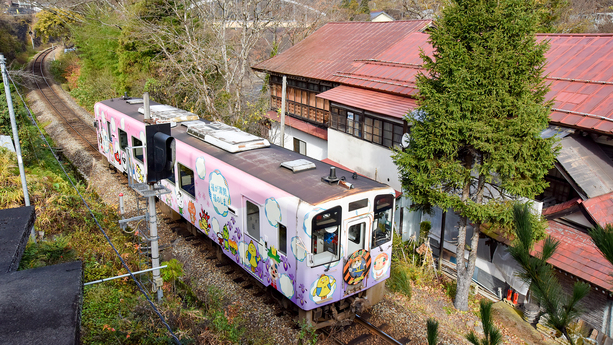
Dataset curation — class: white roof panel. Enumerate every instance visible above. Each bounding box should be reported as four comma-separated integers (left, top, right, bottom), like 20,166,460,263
183,121,270,153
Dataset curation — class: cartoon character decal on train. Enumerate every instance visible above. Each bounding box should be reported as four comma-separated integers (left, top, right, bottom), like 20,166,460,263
94,99,395,328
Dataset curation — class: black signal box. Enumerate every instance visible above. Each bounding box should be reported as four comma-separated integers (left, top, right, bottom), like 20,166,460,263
145,123,175,183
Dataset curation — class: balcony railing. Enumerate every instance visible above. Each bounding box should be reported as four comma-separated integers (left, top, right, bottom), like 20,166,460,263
271,96,329,126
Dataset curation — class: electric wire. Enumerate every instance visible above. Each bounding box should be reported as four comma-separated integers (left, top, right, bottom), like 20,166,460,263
7,73,182,345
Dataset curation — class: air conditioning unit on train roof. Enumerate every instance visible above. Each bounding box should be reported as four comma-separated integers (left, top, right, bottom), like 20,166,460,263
182,120,270,153
137,104,199,124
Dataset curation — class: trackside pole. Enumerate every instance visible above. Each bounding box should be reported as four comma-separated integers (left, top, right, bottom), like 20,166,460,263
1,54,33,239
148,185,163,302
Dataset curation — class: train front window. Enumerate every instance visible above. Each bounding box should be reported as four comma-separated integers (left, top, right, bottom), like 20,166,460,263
310,206,341,266
372,195,393,247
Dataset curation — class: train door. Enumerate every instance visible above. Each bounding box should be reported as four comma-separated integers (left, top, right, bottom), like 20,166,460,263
342,215,372,295
368,194,394,283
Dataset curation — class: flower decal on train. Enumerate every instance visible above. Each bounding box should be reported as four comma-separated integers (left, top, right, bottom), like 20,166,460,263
310,274,336,304
196,157,206,180
264,198,281,227
209,170,231,217
291,236,307,262
120,117,125,130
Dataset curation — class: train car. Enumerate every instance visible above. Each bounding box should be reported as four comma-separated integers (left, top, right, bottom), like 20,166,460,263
94,97,395,328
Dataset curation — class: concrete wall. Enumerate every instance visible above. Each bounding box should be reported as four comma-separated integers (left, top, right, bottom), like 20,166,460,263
269,123,328,161
327,129,401,191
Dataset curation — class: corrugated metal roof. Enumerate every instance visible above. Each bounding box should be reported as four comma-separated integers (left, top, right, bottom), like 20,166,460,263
255,24,613,134
536,220,613,292
540,34,613,135
317,85,417,119
556,135,613,199
333,32,430,96
251,20,432,82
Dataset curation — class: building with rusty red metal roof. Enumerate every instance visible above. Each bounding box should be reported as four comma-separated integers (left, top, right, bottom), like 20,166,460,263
252,21,613,337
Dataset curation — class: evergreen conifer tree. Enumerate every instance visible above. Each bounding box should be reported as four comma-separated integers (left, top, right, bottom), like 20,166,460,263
392,0,557,311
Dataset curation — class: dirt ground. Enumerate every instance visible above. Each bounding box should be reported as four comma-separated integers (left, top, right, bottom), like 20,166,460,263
375,278,558,345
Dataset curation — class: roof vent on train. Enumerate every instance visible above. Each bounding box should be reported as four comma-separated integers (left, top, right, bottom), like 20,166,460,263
183,120,270,153
126,98,144,104
280,159,316,173
137,104,199,124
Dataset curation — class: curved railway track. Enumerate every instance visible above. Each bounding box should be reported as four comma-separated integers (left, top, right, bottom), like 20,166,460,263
320,313,408,345
31,48,99,154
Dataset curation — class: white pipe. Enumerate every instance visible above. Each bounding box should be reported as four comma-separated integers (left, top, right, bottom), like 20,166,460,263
84,265,167,286
144,92,150,120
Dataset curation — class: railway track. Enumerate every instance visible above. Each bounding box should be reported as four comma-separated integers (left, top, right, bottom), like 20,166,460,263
320,313,409,345
31,47,99,155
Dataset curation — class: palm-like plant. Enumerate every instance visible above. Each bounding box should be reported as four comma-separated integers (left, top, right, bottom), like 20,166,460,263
466,300,502,345
509,203,589,345
589,224,613,268
427,318,439,345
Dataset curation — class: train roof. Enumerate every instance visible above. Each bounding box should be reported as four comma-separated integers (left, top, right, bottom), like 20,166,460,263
98,98,393,205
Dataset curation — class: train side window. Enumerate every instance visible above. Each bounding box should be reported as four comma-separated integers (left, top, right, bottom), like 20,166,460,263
372,195,393,247
132,136,144,163
310,206,341,266
246,200,260,240
178,163,195,198
278,223,287,255
118,129,128,150
107,120,112,140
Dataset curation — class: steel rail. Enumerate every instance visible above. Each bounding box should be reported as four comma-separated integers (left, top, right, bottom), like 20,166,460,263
31,48,99,153
354,314,404,345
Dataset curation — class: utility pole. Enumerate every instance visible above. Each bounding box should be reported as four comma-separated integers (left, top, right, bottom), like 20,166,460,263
1,54,31,208
280,76,287,148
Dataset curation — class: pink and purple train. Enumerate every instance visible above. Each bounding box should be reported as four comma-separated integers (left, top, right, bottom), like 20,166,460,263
94,97,395,327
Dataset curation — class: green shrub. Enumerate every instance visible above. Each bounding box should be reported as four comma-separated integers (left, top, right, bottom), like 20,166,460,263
444,279,457,301
297,320,318,345
19,235,77,269
387,262,413,299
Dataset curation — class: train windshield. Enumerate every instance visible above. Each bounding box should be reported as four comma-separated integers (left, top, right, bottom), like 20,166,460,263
311,206,341,266
372,195,393,247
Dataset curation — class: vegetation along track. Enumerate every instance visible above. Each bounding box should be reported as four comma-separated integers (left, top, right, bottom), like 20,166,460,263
31,48,99,154
320,313,409,345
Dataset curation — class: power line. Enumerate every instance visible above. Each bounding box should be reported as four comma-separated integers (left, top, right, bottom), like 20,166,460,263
6,73,182,345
